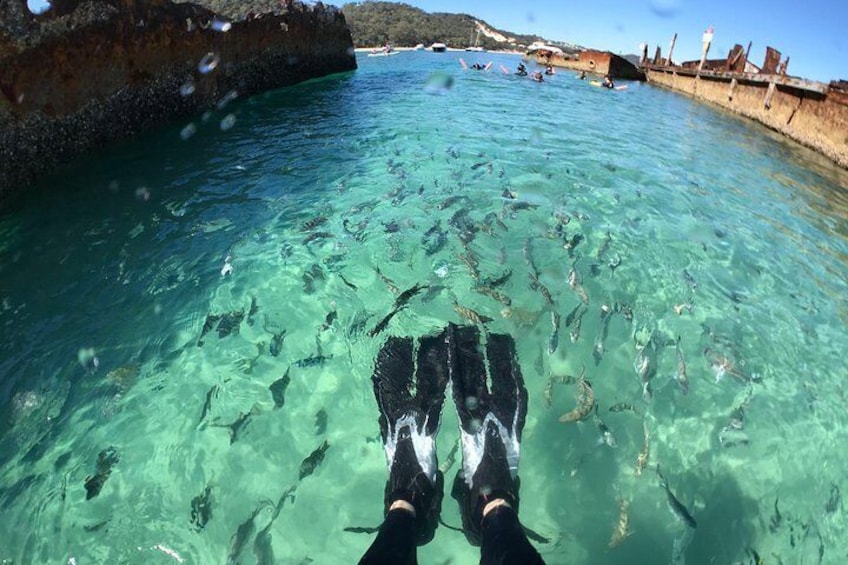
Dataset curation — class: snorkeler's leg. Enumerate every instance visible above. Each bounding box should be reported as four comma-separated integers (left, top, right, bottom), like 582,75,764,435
479,500,545,564
359,501,417,565
367,331,449,552
448,325,543,561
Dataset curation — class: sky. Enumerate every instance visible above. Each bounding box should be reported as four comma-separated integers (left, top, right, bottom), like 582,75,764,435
25,0,847,83
399,0,847,83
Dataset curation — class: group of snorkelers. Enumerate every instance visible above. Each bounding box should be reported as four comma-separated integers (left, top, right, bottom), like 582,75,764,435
465,60,617,88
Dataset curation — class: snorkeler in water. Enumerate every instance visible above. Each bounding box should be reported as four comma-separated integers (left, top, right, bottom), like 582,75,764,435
516,63,528,76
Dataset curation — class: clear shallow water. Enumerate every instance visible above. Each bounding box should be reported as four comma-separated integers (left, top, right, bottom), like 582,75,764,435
1,51,847,564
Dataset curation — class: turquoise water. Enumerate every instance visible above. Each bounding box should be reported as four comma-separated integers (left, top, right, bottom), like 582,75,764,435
1,50,847,564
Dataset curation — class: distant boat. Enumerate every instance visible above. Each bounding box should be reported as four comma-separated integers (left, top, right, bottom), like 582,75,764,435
431,42,447,53
413,43,425,51
465,28,484,52
368,45,398,57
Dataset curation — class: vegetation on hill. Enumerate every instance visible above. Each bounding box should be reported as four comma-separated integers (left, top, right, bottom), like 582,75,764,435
340,1,546,50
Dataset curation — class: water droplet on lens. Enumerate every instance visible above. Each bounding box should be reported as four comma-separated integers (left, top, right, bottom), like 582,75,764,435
16,93,25,104
287,55,299,66
216,89,238,109
529,127,543,145
198,52,220,74
180,80,195,96
480,484,492,496
26,0,50,14
649,0,680,18
201,111,212,123
470,418,482,432
424,72,454,94
347,47,356,57
280,22,289,31
220,114,236,131
211,17,232,32
135,186,151,201
465,396,479,410
180,123,197,140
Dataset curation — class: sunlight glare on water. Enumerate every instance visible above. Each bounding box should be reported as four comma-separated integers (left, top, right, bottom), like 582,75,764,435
0,51,847,565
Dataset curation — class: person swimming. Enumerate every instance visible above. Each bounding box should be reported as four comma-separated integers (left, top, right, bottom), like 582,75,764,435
530,71,544,82
602,74,615,89
544,65,555,76
578,70,586,80
516,63,528,76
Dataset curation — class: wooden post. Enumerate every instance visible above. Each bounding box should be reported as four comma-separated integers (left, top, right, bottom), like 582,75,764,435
666,33,677,66
764,81,776,109
640,42,648,66
744,41,752,63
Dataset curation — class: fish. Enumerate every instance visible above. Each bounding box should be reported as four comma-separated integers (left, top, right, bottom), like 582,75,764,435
302,231,333,245
368,306,404,337
197,313,221,346
226,503,271,565
374,267,399,294
320,310,337,331
635,421,650,476
608,254,622,273
548,310,561,354
535,276,554,306
453,303,493,325
439,440,461,474
614,301,633,322
294,354,332,368
608,402,640,415
593,305,612,365
314,408,328,435
252,484,298,565
190,485,213,531
269,368,291,409
393,283,428,310
217,310,245,338
564,232,584,256
474,285,512,306
568,267,589,304
84,446,119,500
682,269,698,291
269,329,286,357
674,337,690,395
768,497,783,533
299,440,330,480
570,313,584,343
216,407,259,445
634,341,657,402
421,221,447,255
457,251,481,280
437,195,466,210
657,466,697,529
247,296,259,326
337,272,358,290
564,302,585,328
198,384,219,426
559,370,595,423
301,215,328,232
596,230,612,261
608,496,632,548
482,268,512,288
593,410,617,447
704,348,759,384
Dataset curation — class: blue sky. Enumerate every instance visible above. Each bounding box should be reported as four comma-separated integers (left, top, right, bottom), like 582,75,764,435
400,0,846,83
26,0,846,82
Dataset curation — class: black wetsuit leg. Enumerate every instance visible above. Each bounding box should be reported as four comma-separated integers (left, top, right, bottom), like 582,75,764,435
359,509,417,565
480,505,545,565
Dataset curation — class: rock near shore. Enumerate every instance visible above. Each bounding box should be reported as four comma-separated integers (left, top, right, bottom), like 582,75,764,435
0,0,356,199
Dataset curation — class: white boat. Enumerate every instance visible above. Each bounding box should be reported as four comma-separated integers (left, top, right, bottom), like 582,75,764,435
431,42,447,53
367,50,400,57
465,28,484,52
413,43,425,51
